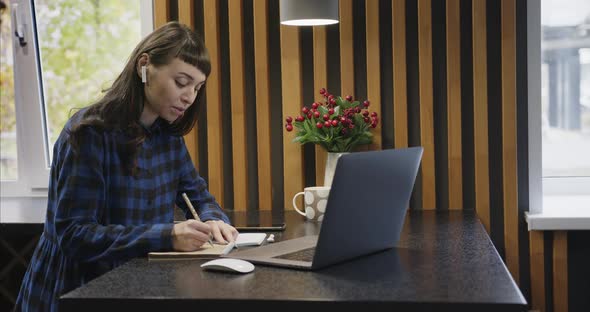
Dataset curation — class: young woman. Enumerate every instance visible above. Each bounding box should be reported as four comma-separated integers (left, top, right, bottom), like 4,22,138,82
15,21,238,311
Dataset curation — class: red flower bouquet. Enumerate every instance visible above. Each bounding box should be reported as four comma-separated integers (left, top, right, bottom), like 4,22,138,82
285,88,379,153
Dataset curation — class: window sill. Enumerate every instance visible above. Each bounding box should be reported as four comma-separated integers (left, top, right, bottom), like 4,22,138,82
526,195,590,230
0,196,47,224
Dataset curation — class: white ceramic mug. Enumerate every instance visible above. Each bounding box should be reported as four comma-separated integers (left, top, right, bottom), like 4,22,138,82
292,186,331,222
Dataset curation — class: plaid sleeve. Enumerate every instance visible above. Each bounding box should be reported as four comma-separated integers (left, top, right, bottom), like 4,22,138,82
176,138,230,224
52,127,174,262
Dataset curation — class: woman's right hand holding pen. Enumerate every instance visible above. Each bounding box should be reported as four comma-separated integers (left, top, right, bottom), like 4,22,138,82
205,220,239,244
171,220,213,251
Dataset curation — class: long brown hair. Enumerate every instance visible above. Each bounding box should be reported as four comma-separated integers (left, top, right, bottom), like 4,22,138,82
68,21,211,174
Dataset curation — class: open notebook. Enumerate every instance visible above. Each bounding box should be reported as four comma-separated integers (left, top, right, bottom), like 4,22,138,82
148,233,267,260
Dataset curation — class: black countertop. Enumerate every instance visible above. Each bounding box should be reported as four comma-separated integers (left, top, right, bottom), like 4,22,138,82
60,210,527,311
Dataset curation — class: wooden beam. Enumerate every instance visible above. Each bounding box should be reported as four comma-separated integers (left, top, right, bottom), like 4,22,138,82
228,0,249,211
178,0,194,27
418,0,436,209
253,0,273,210
280,25,304,210
529,230,546,312
553,231,568,312
339,0,354,96
153,0,170,28
501,0,520,284
178,0,199,168
366,0,382,151
203,0,224,207
392,0,408,149
472,0,491,232
446,0,463,210
313,26,328,185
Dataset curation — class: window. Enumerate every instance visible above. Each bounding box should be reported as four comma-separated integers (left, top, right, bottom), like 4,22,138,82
540,0,590,196
0,0,152,197
527,0,590,229
0,0,17,181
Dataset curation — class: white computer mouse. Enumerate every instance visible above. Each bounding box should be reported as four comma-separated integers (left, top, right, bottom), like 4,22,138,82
200,258,255,273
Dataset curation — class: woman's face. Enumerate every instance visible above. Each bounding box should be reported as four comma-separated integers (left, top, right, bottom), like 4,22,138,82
141,57,206,126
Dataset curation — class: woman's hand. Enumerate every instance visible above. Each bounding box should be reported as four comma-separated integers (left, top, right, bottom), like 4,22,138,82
206,220,239,244
171,220,212,251
171,220,238,251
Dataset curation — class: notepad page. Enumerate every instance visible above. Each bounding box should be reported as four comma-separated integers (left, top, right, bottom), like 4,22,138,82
148,233,267,260
235,233,267,247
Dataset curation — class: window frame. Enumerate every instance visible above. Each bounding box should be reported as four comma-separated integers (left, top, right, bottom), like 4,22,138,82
527,0,590,230
1,0,47,197
0,0,153,198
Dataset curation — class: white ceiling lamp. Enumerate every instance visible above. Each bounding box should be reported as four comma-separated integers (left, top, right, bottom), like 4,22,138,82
280,0,339,26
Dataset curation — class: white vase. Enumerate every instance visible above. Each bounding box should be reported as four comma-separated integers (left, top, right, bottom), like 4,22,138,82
323,152,349,186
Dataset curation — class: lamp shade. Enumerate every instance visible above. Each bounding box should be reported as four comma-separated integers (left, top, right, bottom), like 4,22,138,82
280,0,339,26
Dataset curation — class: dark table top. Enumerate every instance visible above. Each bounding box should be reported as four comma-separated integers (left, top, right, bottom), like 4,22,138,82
60,210,527,312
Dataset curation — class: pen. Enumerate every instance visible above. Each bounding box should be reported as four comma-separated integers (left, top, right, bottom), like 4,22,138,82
221,241,236,255
181,192,215,247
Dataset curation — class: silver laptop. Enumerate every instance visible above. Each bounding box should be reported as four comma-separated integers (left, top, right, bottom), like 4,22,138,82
223,147,423,270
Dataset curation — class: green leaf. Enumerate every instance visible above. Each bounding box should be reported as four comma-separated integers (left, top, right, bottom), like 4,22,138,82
338,97,352,110
303,118,313,133
293,136,304,143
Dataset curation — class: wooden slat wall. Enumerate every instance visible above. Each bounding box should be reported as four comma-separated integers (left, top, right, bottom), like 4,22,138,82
153,0,170,28
365,0,381,151
501,0,520,285
178,0,199,168
530,230,546,312
253,0,272,210
472,0,491,233
446,0,462,210
202,0,224,208
228,0,249,211
155,2,578,310
417,0,436,210
339,0,354,96
280,25,304,210
313,27,328,185
392,0,407,149
338,0,357,151
553,231,568,312
529,230,572,312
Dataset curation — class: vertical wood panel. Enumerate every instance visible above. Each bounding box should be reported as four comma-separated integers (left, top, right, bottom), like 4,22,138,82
253,0,272,210
178,0,194,26
313,27,328,185
446,0,463,210
392,0,408,149
228,0,249,211
501,0,520,284
280,25,304,209
178,0,199,168
553,231,568,312
418,0,436,209
366,0,382,151
472,0,491,232
339,0,354,96
203,0,225,208
530,230,546,312
154,0,170,28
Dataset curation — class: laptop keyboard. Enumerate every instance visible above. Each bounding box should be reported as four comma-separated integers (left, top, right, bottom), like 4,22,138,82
273,247,316,261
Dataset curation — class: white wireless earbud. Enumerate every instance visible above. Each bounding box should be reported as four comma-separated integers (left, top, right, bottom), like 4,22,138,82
141,65,147,83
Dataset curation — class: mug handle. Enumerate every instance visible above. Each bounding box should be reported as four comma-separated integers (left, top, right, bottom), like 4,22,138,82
292,192,306,217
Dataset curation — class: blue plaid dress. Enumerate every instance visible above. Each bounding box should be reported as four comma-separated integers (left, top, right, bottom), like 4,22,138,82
15,113,229,312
